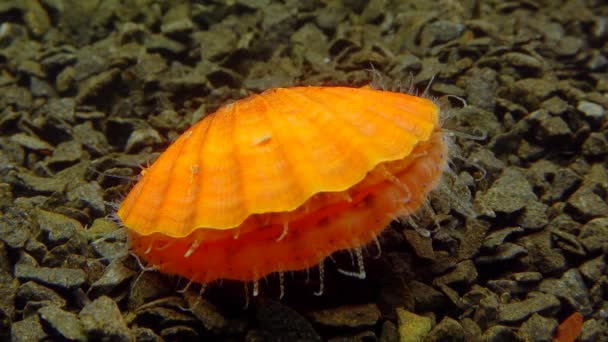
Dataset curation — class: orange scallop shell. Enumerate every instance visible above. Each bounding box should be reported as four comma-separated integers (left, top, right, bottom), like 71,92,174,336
117,86,446,283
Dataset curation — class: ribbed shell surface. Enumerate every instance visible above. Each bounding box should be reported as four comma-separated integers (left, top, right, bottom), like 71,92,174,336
117,86,440,237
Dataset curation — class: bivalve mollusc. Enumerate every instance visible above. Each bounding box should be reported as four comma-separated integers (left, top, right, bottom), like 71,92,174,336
117,86,447,290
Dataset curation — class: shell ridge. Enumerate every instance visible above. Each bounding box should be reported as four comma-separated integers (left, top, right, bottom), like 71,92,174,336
327,87,437,124
277,88,366,186
155,115,217,236
226,99,246,229
289,88,420,165
254,92,305,209
117,174,145,225
275,88,380,194
122,132,191,234
320,87,436,140
187,112,217,236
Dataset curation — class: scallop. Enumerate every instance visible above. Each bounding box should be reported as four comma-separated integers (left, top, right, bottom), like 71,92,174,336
117,86,447,284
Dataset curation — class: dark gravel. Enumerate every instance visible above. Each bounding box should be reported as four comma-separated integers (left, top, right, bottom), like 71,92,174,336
1,0,607,341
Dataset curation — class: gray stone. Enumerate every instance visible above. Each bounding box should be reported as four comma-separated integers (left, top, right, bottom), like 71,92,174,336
291,23,329,67
552,36,584,56
66,181,105,216
464,68,498,111
309,303,381,328
90,229,128,261
0,282,15,339
256,300,321,341
408,280,446,312
236,0,271,9
1,85,32,110
434,260,478,287
10,133,53,152
38,305,86,342
396,308,433,342
541,96,569,115
520,231,567,274
463,286,498,330
497,292,560,323
549,214,582,234
461,318,482,342
88,261,136,299
512,272,542,283
420,20,465,46
56,66,76,93
15,265,86,291
577,101,605,118
11,315,47,342
40,50,77,71
582,132,608,157
161,73,208,93
160,325,198,341
125,127,163,153
145,34,187,55
0,208,33,249
36,209,83,248
517,201,548,230
569,187,608,219
22,0,51,37
578,318,603,342
468,148,506,176
46,141,83,168
512,78,557,108
30,77,56,97
579,255,606,283
458,219,491,260
79,296,131,342
550,229,586,256
134,305,197,328
379,320,399,342
538,116,572,141
132,327,162,342
425,316,465,342
16,281,66,309
481,325,514,341
9,170,68,194
486,280,523,295
76,68,121,104
517,313,557,342
161,18,194,36
73,121,110,155
403,229,434,259
195,27,237,61
86,218,120,241
542,168,580,202
183,289,235,333
476,242,527,265
128,272,174,310
481,227,524,251
502,52,544,72
477,167,536,214
539,269,592,316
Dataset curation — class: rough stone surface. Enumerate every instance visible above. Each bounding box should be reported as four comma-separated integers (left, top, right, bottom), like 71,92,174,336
517,313,557,342
256,300,321,342
309,304,381,328
79,296,131,342
14,265,86,291
497,292,560,323
11,315,47,342
38,305,86,342
477,167,537,214
539,269,593,316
